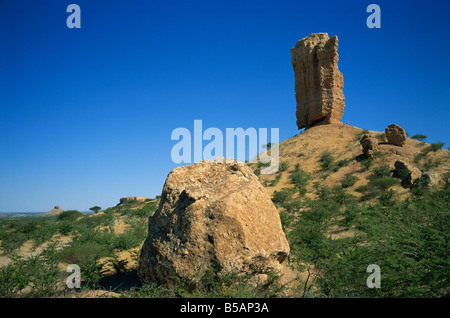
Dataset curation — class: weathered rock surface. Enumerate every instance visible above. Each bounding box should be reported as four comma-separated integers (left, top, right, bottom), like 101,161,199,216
360,134,378,157
421,171,444,188
291,33,345,129
393,160,422,188
385,124,407,147
119,196,150,205
138,157,290,287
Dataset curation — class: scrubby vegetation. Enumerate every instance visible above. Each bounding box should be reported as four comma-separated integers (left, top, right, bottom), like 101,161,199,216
0,200,158,297
1,127,449,298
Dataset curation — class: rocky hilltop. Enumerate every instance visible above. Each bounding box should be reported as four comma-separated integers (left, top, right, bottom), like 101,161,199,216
119,196,150,205
41,205,64,216
291,33,345,129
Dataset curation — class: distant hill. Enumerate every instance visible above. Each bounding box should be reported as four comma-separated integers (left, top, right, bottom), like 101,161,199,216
41,206,65,216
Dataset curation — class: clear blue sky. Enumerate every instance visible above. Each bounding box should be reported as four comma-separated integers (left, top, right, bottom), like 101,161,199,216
0,0,449,212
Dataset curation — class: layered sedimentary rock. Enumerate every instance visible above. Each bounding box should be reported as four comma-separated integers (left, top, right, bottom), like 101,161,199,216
291,33,345,129
138,157,290,287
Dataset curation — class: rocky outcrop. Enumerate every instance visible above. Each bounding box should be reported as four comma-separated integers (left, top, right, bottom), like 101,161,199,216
385,124,407,147
138,157,290,287
291,33,345,129
119,196,150,205
360,134,378,158
42,205,64,216
421,171,444,188
393,160,422,188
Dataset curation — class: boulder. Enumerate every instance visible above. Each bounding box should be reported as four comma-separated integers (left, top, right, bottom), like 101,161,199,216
291,33,345,129
385,124,407,147
138,157,290,287
421,171,444,187
393,160,422,188
360,134,378,158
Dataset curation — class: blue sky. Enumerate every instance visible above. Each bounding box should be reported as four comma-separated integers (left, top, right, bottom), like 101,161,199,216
0,0,449,212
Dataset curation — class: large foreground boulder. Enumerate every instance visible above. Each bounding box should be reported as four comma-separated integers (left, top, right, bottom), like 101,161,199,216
138,158,290,287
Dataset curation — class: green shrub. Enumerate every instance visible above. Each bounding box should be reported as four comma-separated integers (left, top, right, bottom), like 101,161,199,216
78,258,103,287
57,210,84,221
58,241,110,264
281,200,302,214
319,151,335,170
423,159,442,170
278,161,289,172
368,176,398,190
290,169,310,191
330,186,355,205
342,203,363,226
58,222,76,236
264,174,282,187
272,188,295,204
422,142,445,154
360,157,374,170
372,164,391,178
411,134,427,142
341,173,359,188
133,201,159,218
335,159,350,170
379,189,398,207
0,255,29,297
0,244,61,297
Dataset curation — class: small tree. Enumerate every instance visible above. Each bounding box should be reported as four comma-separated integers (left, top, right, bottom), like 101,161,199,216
89,206,102,214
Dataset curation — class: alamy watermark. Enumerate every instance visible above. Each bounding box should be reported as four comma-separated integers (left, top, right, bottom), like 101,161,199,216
366,4,381,29
66,264,81,289
366,264,381,289
171,120,279,174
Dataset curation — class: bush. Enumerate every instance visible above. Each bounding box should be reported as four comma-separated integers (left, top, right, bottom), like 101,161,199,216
272,188,295,204
372,164,391,178
278,161,289,172
57,210,84,221
422,142,445,154
319,151,335,171
341,173,359,188
368,176,398,190
281,200,302,214
133,201,159,218
58,241,110,264
360,157,374,170
0,244,61,297
335,159,350,170
411,134,427,142
290,169,310,196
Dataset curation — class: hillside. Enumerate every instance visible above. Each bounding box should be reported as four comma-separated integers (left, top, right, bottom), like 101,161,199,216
254,124,449,200
0,124,448,298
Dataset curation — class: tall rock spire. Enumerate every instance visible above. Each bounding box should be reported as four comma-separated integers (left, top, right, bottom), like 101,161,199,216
291,33,345,129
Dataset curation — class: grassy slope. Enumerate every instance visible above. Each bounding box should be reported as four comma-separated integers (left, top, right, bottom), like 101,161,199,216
255,124,449,200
